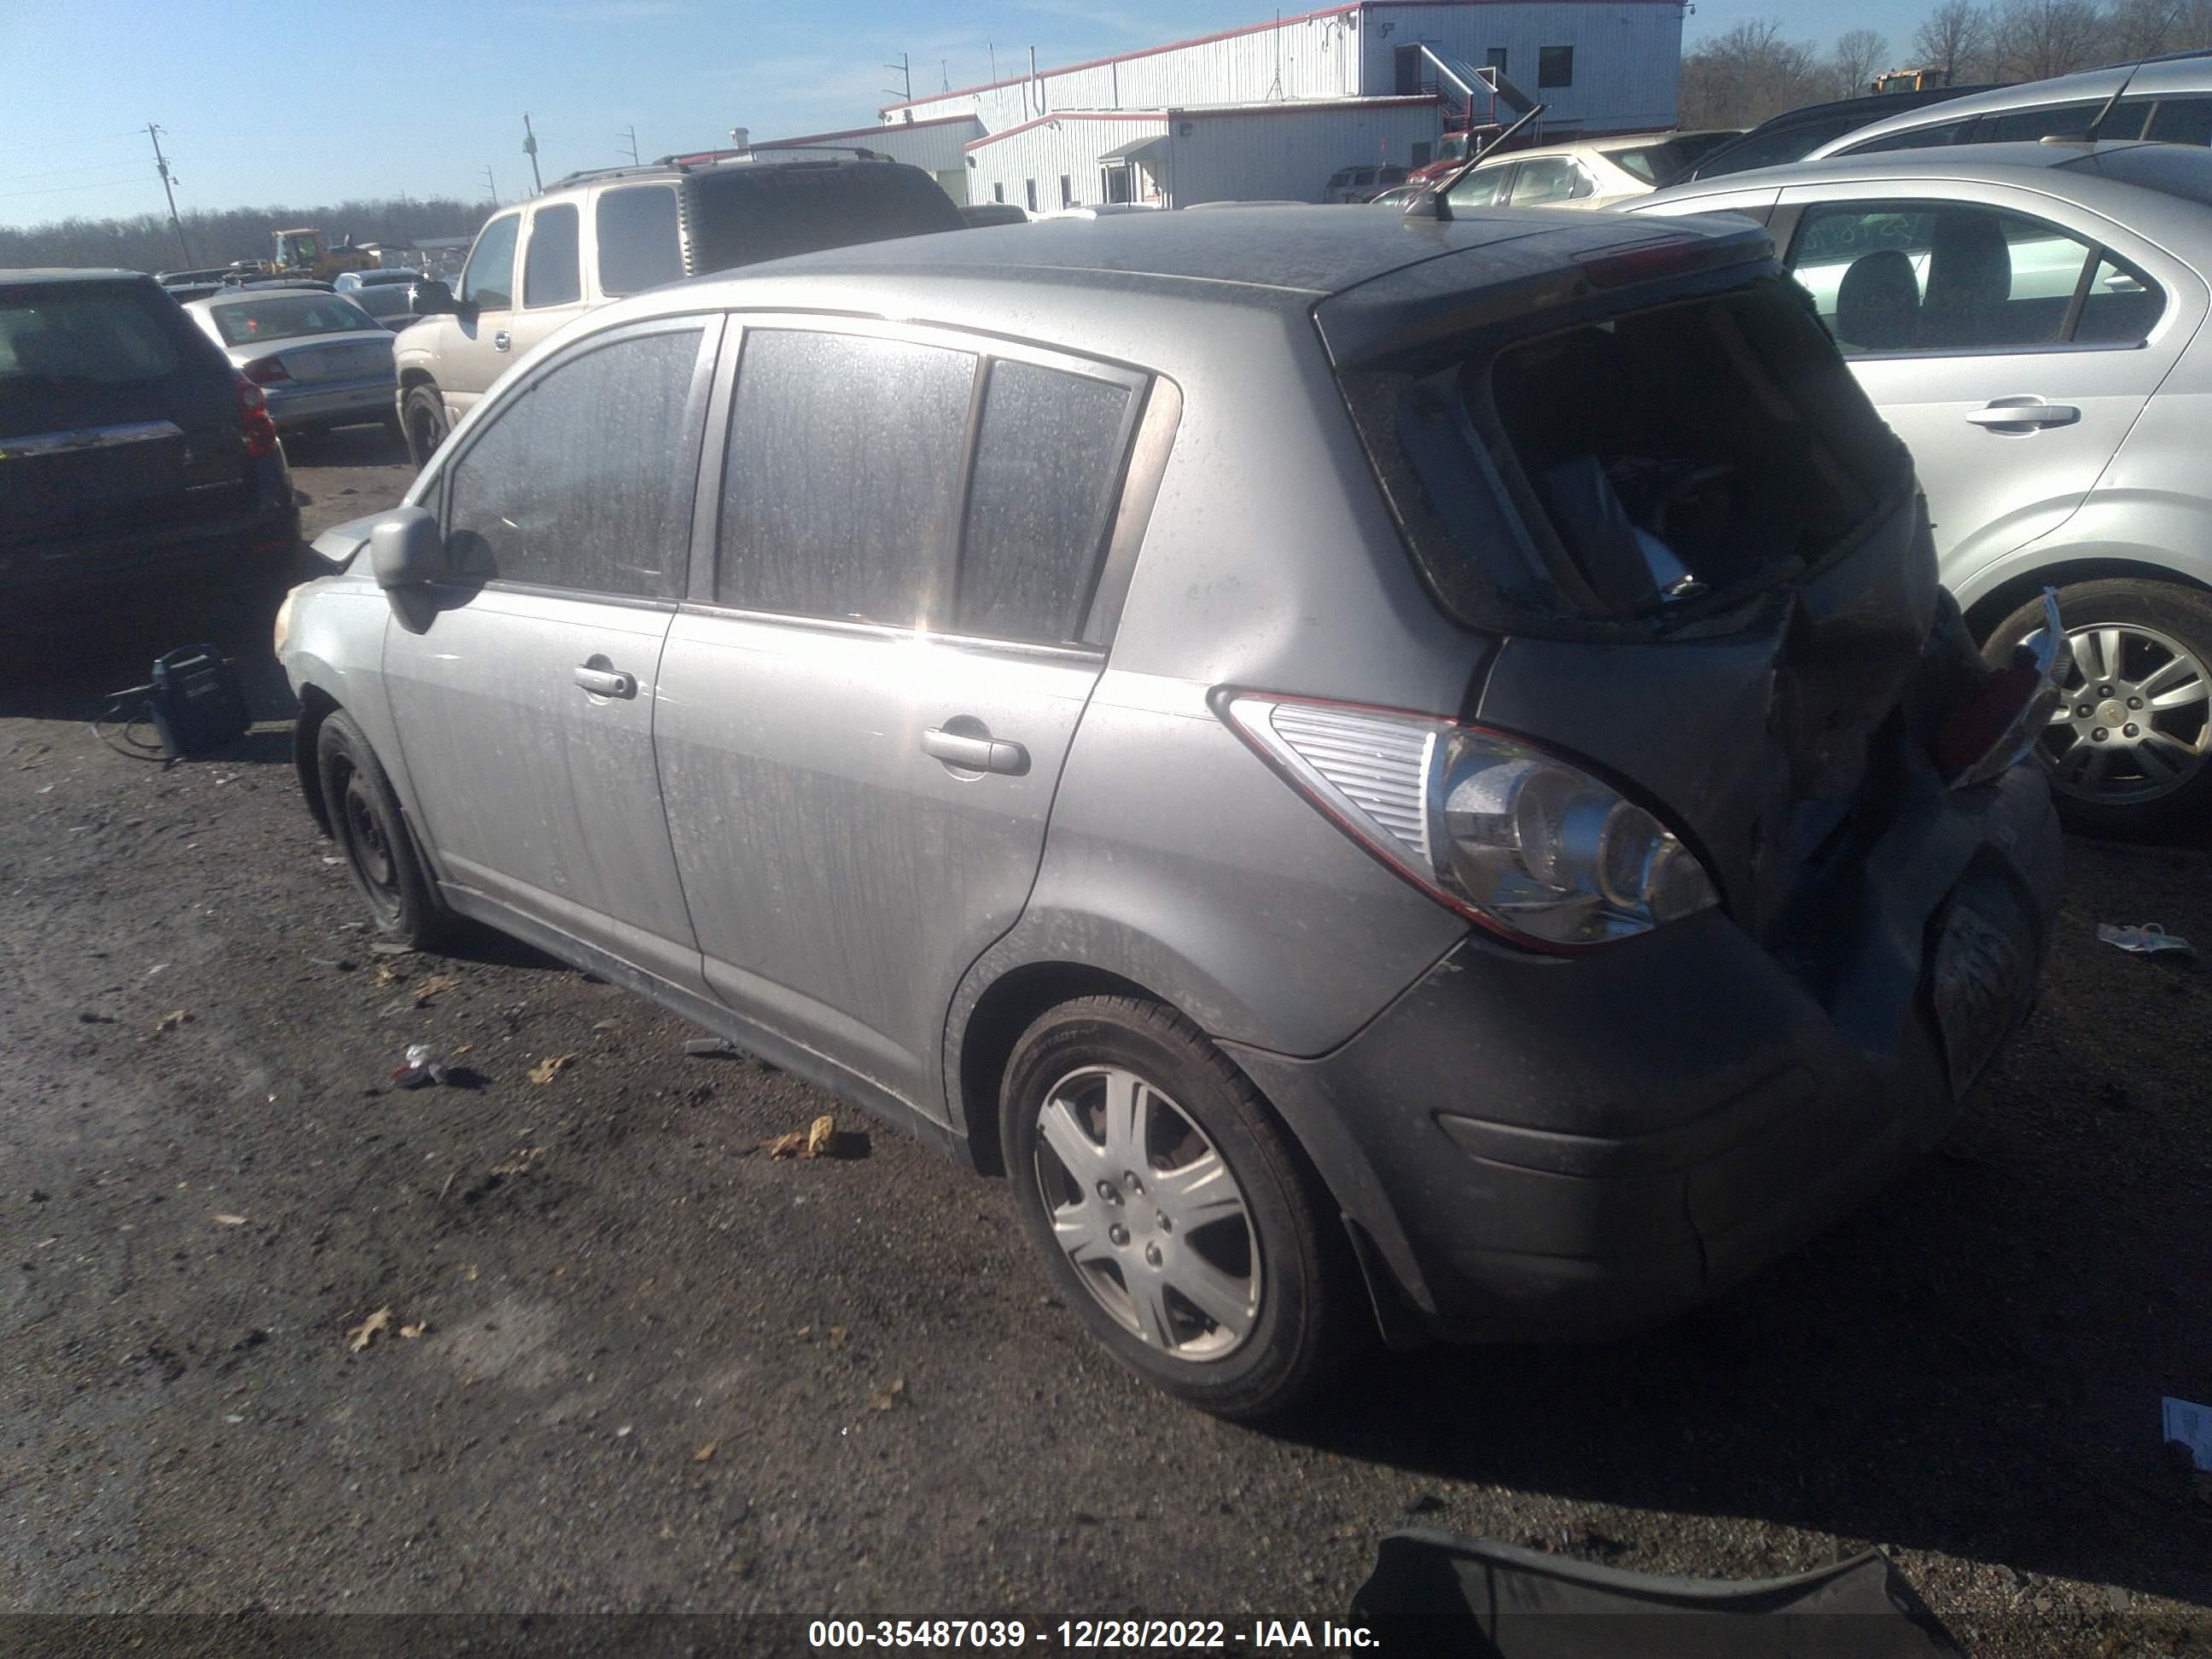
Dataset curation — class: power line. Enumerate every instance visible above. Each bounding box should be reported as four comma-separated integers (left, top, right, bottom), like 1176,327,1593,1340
3,155,160,183
0,178,164,201
0,131,145,159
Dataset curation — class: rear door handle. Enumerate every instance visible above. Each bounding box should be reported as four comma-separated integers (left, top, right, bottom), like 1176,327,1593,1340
573,664,636,698
493,329,511,352
1966,399,2079,429
923,726,1029,776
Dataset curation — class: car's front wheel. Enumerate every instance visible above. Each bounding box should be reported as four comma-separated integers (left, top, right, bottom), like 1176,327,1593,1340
316,709,451,946
400,382,448,469
999,995,1365,1420
1988,578,2212,836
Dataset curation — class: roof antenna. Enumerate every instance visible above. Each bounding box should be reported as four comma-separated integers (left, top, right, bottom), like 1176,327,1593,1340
1404,102,1544,220
2076,59,2146,143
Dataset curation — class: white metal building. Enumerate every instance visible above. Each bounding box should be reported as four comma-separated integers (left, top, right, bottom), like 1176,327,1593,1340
672,114,985,202
878,0,1685,207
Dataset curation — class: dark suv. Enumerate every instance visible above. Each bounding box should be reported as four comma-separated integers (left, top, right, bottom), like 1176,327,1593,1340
2,270,299,605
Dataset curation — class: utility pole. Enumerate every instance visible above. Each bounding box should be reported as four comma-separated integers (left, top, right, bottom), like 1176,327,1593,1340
481,166,498,207
618,123,640,166
942,59,950,92
145,123,191,267
522,112,544,194
883,51,911,102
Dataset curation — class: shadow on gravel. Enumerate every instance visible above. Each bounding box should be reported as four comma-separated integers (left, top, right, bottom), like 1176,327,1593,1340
1291,952,2212,1610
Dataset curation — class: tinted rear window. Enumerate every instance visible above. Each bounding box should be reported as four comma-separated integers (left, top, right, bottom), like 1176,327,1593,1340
1341,275,1906,632
2058,141,2212,208
597,184,684,296
206,294,378,346
0,288,182,387
682,162,963,275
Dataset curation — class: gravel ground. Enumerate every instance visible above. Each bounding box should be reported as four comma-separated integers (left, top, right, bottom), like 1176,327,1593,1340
2,425,2209,1655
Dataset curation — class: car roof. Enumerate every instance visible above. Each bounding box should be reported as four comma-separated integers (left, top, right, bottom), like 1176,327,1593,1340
0,267,153,286
1807,52,2212,155
666,204,1750,306
1639,137,2207,213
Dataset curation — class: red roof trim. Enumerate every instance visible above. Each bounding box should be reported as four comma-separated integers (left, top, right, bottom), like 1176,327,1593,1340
760,114,984,146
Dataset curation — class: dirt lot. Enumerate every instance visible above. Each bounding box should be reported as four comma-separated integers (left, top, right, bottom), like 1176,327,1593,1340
2,426,2209,1654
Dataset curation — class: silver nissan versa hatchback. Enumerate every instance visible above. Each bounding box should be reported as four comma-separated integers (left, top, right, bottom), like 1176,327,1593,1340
276,207,2064,1418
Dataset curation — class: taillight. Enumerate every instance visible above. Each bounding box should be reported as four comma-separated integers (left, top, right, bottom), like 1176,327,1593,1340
1220,694,1719,952
236,375,280,458
243,356,290,384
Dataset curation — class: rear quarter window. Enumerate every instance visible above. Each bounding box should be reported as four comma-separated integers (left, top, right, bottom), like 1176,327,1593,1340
597,184,685,296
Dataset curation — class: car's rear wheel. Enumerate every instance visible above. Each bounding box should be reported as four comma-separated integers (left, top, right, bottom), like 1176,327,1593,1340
1988,579,2212,836
999,995,1365,1420
401,382,448,469
317,709,450,946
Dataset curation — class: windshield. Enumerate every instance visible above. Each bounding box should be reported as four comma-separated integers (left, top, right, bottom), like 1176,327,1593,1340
2058,143,2212,208
207,293,379,345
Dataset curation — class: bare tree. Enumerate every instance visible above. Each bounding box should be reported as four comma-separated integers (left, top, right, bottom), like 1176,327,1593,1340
1910,0,1994,82
1829,28,1892,96
0,197,489,275
1679,18,1828,128
1991,0,2110,81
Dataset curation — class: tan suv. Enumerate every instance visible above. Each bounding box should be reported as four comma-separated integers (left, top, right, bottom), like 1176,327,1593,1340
394,154,964,463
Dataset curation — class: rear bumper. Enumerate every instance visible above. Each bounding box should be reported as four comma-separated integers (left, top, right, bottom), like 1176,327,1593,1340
0,463,299,605
1228,761,2062,1343
265,376,395,431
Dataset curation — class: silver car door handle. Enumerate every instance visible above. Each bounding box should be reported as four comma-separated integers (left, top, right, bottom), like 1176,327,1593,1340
923,727,1029,776
1965,399,2079,429
493,329,511,352
573,664,636,698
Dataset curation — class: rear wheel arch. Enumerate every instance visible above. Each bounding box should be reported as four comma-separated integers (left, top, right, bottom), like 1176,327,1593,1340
955,961,1157,1178
1962,556,2212,645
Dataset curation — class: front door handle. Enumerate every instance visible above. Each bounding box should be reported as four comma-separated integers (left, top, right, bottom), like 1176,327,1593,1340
1966,399,2079,430
923,725,1029,776
573,664,636,698
493,329,511,352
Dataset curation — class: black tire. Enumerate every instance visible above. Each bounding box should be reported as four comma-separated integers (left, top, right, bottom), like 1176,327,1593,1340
1985,578,2212,838
381,410,405,441
401,382,448,469
1000,995,1365,1420
316,708,451,946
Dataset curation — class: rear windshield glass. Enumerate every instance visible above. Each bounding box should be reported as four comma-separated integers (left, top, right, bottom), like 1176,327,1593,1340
207,294,377,345
682,163,963,275
0,288,182,388
1612,132,1738,186
352,270,422,287
352,286,414,318
1345,276,1907,632
2058,142,2212,208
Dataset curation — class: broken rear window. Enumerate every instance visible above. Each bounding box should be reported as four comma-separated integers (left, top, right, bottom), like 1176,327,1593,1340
1348,273,1911,635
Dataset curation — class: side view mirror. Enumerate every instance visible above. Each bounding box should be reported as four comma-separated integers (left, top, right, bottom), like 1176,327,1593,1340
412,279,457,316
370,505,449,589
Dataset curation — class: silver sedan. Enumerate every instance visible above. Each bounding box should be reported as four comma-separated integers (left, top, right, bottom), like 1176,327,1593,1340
1631,140,2212,833
183,288,399,437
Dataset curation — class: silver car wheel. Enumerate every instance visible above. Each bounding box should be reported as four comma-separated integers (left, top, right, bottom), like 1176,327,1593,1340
1030,1064,1260,1363
2036,621,2209,806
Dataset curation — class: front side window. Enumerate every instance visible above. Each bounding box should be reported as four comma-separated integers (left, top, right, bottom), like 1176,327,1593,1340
445,327,707,598
524,203,582,308
1790,201,2162,355
1507,157,1591,205
458,212,520,311
1538,45,1573,87
717,329,975,626
597,184,684,297
958,361,1133,643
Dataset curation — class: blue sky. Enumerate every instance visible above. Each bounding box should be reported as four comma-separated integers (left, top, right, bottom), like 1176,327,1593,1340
1,0,1924,229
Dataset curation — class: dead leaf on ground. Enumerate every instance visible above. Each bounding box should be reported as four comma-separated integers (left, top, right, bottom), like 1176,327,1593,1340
211,1214,247,1227
827,1325,847,1351
375,963,405,988
795,1324,812,1340
151,1010,191,1036
411,974,460,1006
347,1307,393,1353
765,1132,809,1161
591,1018,621,1033
870,1378,905,1412
766,1114,842,1161
806,1115,835,1157
694,1439,719,1463
399,1323,427,1340
489,1146,545,1179
527,1052,578,1086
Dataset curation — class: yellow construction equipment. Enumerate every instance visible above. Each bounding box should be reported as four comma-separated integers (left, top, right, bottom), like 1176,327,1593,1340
1870,67,1953,94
